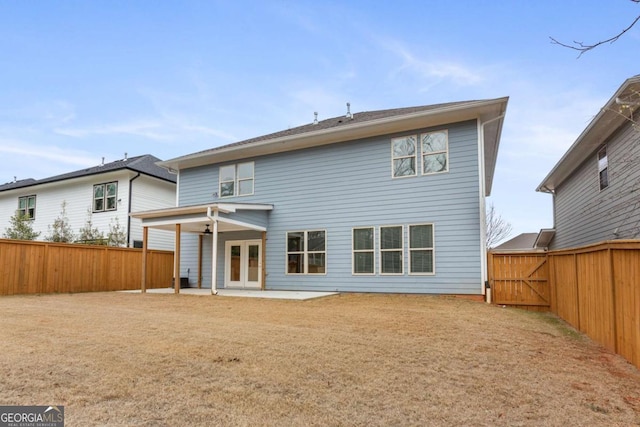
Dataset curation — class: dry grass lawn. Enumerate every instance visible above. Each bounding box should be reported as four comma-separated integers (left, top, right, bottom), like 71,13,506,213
0,292,639,426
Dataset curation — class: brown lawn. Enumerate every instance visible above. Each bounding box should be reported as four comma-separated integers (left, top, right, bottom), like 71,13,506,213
0,292,639,426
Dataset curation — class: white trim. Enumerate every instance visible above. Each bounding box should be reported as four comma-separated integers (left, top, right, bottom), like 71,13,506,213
352,226,375,276
379,225,404,275
391,135,418,179
408,223,435,276
420,129,449,175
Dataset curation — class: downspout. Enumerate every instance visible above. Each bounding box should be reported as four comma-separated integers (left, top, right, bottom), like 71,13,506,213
478,113,506,302
206,206,219,295
127,172,141,247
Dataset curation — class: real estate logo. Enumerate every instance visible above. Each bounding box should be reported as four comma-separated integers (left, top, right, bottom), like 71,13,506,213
0,406,64,427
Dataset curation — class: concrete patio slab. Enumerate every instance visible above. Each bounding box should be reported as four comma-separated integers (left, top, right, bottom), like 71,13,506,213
121,288,338,300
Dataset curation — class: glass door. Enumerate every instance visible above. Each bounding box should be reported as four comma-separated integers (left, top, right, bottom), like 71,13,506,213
224,240,262,289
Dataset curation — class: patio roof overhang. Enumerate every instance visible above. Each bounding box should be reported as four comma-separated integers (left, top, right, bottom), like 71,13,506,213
130,202,273,233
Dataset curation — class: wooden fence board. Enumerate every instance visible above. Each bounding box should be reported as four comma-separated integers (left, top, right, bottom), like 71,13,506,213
0,239,173,295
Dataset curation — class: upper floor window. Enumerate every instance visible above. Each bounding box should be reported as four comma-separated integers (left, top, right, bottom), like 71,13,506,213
421,130,448,174
391,136,417,178
220,162,254,197
598,146,609,191
94,182,117,212
18,195,36,219
286,230,326,275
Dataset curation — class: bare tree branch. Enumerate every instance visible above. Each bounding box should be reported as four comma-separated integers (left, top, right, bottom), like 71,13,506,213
486,203,513,249
550,5,640,58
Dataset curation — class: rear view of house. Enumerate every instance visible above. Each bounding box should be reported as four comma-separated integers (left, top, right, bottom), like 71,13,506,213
133,98,508,295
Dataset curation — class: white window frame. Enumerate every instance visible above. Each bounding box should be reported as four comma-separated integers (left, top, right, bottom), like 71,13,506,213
286,230,327,275
219,161,254,198
352,227,375,275
379,225,404,275
421,130,449,175
598,146,609,191
93,182,118,213
408,223,435,276
391,135,417,178
17,195,36,220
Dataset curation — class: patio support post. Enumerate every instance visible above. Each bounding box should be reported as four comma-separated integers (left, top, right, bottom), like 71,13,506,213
141,226,148,293
174,223,181,294
197,234,203,289
211,219,218,295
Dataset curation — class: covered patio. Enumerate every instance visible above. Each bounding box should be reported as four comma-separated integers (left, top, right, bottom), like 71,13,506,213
130,203,273,294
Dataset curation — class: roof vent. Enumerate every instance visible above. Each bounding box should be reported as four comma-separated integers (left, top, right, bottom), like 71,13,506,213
13,176,17,183
124,152,128,161
346,102,353,119
100,157,105,167
313,112,318,125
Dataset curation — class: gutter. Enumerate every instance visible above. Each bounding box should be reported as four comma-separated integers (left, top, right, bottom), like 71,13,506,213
127,172,141,247
478,112,506,300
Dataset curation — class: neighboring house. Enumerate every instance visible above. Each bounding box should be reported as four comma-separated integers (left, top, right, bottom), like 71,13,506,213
491,233,548,252
0,154,176,250
132,98,508,294
537,75,640,249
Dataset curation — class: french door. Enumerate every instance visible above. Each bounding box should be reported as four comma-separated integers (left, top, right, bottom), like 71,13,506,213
224,240,262,289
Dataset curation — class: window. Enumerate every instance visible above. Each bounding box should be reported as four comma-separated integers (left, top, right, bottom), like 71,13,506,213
287,230,326,274
380,225,403,275
391,136,417,178
353,227,374,275
421,130,448,174
409,224,434,274
220,162,254,197
17,195,36,219
598,146,608,190
93,182,117,212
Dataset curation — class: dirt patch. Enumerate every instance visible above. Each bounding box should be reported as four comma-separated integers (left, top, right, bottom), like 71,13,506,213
0,292,638,426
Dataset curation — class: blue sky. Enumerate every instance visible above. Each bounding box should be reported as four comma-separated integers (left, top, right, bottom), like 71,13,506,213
1,1,639,239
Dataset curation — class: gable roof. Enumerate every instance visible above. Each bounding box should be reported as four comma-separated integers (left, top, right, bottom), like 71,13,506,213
0,154,176,193
537,75,640,193
158,97,509,195
492,233,539,251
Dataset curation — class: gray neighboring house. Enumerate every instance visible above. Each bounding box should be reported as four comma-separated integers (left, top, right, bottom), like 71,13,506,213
133,98,508,295
0,154,176,249
492,233,547,252
537,75,640,249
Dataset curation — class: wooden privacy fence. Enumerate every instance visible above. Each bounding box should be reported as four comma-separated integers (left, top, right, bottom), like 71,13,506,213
488,240,640,370
0,238,174,295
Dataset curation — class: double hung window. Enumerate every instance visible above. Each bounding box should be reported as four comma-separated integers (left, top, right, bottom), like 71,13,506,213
353,227,375,275
380,225,403,275
286,230,326,274
17,195,36,219
93,182,117,212
220,162,254,197
598,146,609,190
409,224,434,274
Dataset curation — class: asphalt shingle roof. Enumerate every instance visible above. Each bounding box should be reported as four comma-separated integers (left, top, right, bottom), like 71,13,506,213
185,101,474,158
0,154,175,192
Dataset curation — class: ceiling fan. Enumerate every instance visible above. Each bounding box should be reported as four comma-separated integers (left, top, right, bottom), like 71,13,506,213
202,224,212,235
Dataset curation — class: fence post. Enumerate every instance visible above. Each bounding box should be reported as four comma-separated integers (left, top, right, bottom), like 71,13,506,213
608,246,618,353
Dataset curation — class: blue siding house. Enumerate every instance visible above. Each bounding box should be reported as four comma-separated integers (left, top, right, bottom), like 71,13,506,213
132,98,508,295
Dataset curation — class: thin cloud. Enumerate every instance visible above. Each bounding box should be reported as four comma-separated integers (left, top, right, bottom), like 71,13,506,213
0,139,96,167
381,39,484,88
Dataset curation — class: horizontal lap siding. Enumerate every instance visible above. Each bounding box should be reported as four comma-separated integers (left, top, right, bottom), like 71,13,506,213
178,120,482,294
553,121,640,249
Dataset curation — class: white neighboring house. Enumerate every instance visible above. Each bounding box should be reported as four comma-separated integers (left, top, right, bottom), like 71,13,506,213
0,154,176,250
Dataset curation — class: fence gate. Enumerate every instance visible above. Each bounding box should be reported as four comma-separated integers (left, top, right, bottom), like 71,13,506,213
488,252,550,311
